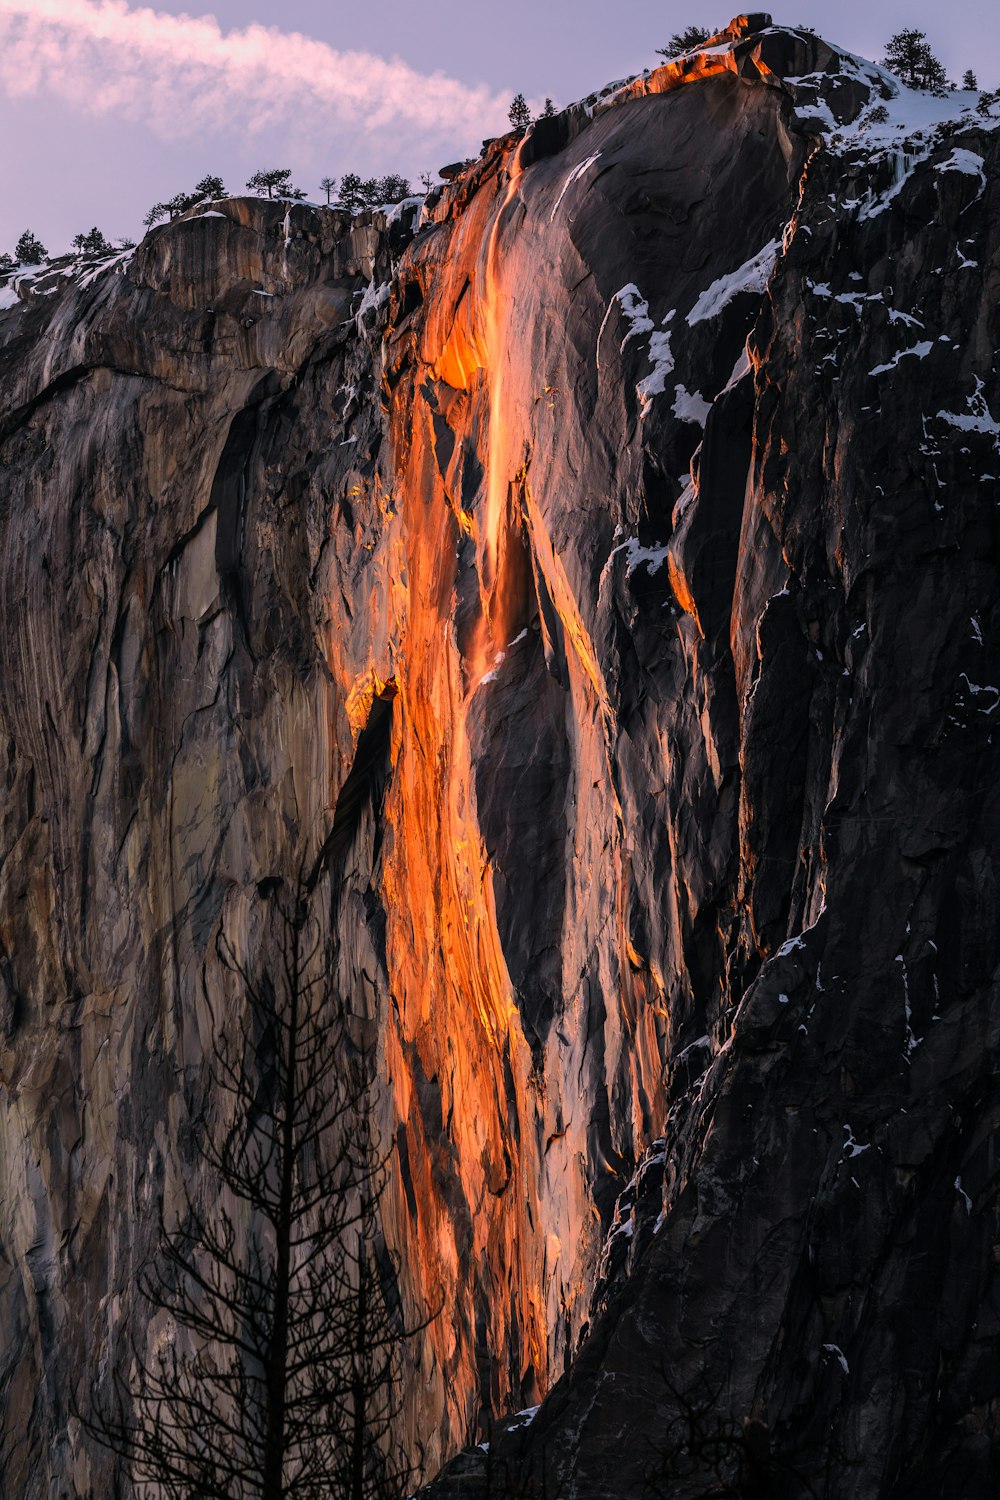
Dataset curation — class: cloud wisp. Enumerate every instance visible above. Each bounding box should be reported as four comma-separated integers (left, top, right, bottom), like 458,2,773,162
0,0,509,148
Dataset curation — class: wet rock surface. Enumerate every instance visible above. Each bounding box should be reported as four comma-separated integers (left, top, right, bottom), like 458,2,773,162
1,16,999,1498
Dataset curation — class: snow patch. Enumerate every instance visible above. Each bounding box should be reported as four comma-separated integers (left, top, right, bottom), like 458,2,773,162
674,1035,712,1064
599,286,676,416
896,953,921,1058
936,378,1000,436
936,148,986,196
604,535,670,581
611,283,654,352
478,650,505,687
722,344,753,392
672,384,712,426
551,151,602,220
869,341,934,377
74,247,135,290
380,195,422,227
958,674,1000,713
355,276,391,330
636,318,676,415
687,238,781,325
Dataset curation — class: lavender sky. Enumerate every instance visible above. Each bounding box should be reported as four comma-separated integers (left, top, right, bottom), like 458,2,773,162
2,0,996,255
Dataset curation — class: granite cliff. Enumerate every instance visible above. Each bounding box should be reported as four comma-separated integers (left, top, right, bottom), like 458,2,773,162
1,14,999,1497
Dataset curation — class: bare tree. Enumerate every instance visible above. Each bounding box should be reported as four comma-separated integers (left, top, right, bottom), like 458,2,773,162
641,1364,857,1499
87,879,428,1498
332,1193,425,1500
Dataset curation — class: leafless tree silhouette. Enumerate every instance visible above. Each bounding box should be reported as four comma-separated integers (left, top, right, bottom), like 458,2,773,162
87,879,429,1499
643,1364,834,1500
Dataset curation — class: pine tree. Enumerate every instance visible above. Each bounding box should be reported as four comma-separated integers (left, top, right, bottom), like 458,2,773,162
375,174,411,205
145,176,226,230
14,229,47,264
246,168,306,200
194,174,227,200
540,98,556,118
320,176,338,205
72,227,115,256
0,251,16,275
508,93,531,130
166,192,197,217
883,29,950,94
656,25,711,59
963,69,978,90
339,173,366,212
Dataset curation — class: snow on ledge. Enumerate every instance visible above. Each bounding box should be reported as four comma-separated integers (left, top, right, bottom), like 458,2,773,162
687,237,781,325
672,384,712,426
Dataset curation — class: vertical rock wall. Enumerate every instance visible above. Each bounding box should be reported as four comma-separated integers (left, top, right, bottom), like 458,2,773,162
1,16,999,1497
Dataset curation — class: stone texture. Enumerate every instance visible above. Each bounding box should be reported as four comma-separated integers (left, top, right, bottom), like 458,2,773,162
1,16,999,1498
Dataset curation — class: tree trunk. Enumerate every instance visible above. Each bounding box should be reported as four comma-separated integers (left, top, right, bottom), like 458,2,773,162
262,942,300,1500
350,1232,369,1500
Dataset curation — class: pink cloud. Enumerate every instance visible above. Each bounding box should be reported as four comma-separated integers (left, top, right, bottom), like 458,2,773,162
0,0,509,143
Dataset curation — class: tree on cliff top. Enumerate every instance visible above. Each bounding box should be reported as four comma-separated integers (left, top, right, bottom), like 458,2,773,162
194,174,228,200
508,93,531,130
247,167,307,200
337,174,412,212
320,176,338,204
13,229,47,264
882,29,950,93
88,881,431,1499
144,177,228,228
656,25,712,59
72,227,114,256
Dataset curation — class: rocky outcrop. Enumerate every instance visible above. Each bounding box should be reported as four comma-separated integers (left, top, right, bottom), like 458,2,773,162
1,15,999,1498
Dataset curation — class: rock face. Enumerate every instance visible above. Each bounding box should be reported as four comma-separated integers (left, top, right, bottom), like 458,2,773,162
2,16,1000,1498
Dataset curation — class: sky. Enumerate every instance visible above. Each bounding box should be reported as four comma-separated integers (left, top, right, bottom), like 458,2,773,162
1,0,997,255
